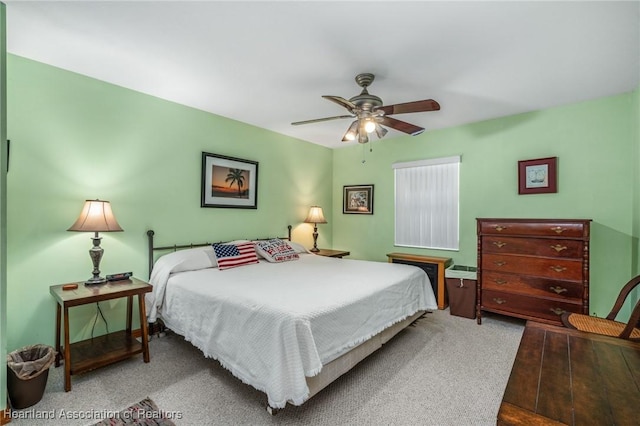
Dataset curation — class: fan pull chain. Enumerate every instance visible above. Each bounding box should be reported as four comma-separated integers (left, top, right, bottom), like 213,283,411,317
360,141,375,163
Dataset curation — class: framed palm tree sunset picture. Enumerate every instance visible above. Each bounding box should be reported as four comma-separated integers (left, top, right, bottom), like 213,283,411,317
201,152,259,208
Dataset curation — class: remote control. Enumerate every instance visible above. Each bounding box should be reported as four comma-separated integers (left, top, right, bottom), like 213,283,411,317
106,272,132,281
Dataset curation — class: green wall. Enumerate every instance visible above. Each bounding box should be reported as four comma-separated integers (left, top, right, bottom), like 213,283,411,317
5,53,639,354
333,90,639,320
6,54,333,351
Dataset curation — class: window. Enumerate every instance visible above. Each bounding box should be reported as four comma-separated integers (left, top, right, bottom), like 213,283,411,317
393,156,460,250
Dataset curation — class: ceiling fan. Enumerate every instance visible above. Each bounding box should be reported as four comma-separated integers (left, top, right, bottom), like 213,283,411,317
292,73,440,144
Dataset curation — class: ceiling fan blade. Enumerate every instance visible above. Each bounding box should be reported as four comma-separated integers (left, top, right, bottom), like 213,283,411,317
380,116,425,136
291,115,353,126
322,95,357,112
376,99,440,115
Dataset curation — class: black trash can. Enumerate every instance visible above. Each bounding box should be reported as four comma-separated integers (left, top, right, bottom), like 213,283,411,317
445,265,477,319
7,344,56,409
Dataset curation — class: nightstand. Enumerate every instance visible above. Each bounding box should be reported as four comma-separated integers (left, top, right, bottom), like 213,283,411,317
50,277,152,391
314,249,350,258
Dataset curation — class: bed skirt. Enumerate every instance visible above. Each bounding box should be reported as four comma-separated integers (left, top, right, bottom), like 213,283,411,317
305,310,425,401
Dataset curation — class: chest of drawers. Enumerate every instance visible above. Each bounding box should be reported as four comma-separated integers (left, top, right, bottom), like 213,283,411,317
476,218,591,325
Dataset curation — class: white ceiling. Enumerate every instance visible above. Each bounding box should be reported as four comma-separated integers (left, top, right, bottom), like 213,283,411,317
4,1,640,149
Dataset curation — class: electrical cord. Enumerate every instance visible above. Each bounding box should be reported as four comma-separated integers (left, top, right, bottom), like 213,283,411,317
90,302,109,339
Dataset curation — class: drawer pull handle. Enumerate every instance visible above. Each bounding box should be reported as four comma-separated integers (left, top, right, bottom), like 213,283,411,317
550,265,567,273
492,241,507,248
494,279,507,285
550,286,568,294
494,261,507,267
550,226,567,234
550,244,567,253
550,308,566,316
493,298,507,305
492,225,507,232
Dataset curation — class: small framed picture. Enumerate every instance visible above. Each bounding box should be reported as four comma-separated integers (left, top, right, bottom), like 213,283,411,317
201,152,259,208
343,185,374,214
518,157,557,195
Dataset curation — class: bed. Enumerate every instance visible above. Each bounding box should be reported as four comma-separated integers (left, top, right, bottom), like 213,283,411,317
145,228,437,412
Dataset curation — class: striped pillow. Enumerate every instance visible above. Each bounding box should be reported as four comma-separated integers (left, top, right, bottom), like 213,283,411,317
212,241,259,270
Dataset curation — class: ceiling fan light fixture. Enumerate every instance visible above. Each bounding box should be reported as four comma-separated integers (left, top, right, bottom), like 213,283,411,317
374,123,388,139
293,73,440,145
358,131,369,144
364,119,376,134
342,120,359,141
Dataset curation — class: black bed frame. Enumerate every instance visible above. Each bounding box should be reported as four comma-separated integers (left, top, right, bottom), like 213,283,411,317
146,225,292,277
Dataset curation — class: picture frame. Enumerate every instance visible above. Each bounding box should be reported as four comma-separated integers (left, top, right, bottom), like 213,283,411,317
343,184,374,214
201,152,258,208
518,157,557,195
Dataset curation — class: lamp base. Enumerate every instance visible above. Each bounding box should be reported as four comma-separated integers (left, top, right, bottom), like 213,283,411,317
311,225,320,253
85,233,106,285
84,276,107,286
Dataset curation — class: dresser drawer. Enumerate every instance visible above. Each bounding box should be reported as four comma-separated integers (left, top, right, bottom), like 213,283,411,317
482,254,583,281
481,289,582,323
481,271,583,300
482,236,584,258
479,220,588,238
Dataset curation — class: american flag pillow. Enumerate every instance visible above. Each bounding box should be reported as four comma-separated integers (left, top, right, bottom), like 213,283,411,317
212,241,259,270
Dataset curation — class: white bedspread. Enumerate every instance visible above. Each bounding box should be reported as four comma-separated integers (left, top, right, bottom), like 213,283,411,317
147,253,436,408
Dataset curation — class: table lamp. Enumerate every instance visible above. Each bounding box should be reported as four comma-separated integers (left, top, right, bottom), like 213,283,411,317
68,199,123,285
304,206,327,253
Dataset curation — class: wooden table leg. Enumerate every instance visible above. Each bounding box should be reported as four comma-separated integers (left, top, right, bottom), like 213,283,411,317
63,306,71,392
138,294,150,363
126,295,133,334
55,304,61,367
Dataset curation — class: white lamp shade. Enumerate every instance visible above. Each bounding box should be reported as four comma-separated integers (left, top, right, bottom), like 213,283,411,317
68,199,123,232
304,206,327,224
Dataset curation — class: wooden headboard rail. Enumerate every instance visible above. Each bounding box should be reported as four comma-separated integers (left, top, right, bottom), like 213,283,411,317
147,225,292,278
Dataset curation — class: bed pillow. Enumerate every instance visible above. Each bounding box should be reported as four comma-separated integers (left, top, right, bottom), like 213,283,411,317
153,246,217,275
212,241,260,270
255,239,300,263
287,240,312,254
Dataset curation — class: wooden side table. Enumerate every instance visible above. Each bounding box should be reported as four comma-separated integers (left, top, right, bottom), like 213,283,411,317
50,277,152,391
314,249,350,258
499,321,640,425
386,253,452,310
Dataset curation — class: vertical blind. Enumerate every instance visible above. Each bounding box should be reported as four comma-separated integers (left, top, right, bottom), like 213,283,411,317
393,156,460,250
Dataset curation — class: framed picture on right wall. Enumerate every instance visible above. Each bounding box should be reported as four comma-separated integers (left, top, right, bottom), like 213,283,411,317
518,157,557,195
343,184,374,214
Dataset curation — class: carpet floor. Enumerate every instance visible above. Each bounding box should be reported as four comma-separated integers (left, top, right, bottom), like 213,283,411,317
8,309,525,425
